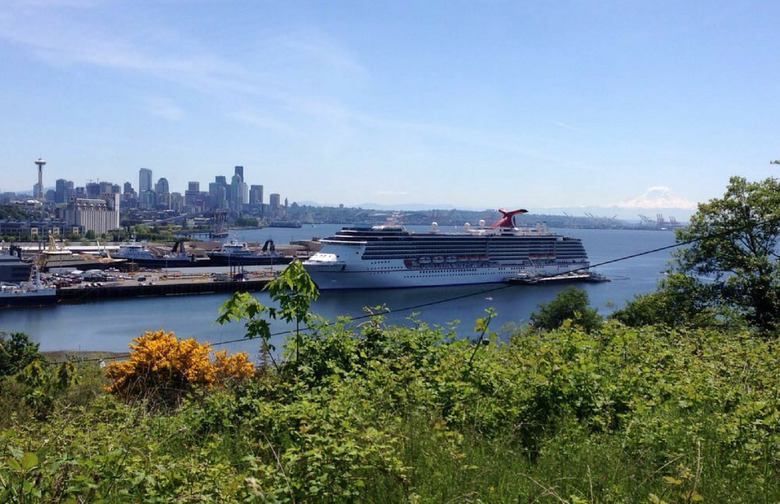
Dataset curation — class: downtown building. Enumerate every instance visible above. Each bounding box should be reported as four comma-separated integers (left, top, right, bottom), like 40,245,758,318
62,194,121,235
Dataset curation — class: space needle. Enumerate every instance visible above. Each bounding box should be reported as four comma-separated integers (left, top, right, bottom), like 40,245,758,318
34,157,46,201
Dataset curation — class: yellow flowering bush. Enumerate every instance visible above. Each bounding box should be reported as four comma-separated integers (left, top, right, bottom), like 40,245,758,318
213,349,255,383
105,330,254,408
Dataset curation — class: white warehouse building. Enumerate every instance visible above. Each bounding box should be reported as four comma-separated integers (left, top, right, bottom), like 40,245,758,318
62,195,120,235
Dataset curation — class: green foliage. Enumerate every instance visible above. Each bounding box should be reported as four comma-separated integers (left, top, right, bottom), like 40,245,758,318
0,331,41,378
609,272,739,329
218,259,319,367
529,286,603,332
673,175,780,333
3,264,780,503
0,204,32,220
234,215,259,227
1,320,779,501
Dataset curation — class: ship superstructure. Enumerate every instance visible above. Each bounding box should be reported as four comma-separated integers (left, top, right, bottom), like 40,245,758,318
112,238,194,268
302,208,590,290
207,238,292,266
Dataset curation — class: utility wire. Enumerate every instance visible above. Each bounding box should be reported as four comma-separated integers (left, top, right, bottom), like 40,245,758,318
40,215,779,365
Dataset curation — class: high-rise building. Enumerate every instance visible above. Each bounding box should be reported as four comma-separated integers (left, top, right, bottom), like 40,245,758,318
155,178,171,209
209,184,227,209
55,179,74,204
86,182,101,199
170,192,184,212
230,174,246,210
184,181,202,208
249,184,263,206
209,176,228,209
234,165,244,181
269,193,281,217
99,181,114,197
139,168,153,193
155,178,169,194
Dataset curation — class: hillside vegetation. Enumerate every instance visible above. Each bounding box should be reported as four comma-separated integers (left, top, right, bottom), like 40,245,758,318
2,310,778,503
1,177,779,502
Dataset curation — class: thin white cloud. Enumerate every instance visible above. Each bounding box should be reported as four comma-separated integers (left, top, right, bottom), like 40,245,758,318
0,0,586,180
228,111,295,135
276,29,365,75
141,96,185,121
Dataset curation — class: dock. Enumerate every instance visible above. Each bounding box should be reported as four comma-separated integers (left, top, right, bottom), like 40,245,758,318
56,272,274,304
504,271,610,285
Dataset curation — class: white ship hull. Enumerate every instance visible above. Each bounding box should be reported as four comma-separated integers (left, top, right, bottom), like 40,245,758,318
306,258,584,290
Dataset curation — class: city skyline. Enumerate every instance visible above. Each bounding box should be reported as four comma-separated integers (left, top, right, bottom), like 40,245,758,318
31,165,283,211
1,2,779,210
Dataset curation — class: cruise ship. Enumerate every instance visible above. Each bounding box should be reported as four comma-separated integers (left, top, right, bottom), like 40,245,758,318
302,208,590,290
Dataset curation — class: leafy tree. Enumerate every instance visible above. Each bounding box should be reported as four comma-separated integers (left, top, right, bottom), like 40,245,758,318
217,260,319,368
529,286,602,332
235,215,259,227
0,331,41,378
609,272,724,328
672,176,780,334
84,230,96,240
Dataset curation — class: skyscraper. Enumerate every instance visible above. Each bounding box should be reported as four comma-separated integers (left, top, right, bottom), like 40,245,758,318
230,174,246,210
234,165,244,181
55,179,74,204
155,178,170,194
249,184,263,205
139,168,153,194
269,193,281,217
185,181,201,208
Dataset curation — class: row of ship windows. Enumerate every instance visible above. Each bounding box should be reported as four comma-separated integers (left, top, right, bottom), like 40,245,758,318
363,245,584,253
365,267,525,275
362,240,576,247
362,254,586,260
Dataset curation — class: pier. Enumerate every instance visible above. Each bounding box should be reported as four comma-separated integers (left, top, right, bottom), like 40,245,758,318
504,271,610,285
55,273,273,304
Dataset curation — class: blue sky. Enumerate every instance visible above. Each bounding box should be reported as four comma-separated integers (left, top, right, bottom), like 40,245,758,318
1,0,778,211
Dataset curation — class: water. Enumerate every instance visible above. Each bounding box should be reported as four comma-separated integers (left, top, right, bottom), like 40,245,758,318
0,227,678,356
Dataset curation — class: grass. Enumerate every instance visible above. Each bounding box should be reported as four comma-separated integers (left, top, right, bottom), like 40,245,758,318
1,321,778,503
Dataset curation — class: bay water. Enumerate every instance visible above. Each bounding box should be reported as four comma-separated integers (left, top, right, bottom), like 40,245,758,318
0,226,678,357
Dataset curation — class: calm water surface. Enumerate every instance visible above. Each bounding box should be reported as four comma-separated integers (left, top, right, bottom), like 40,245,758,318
0,227,678,355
